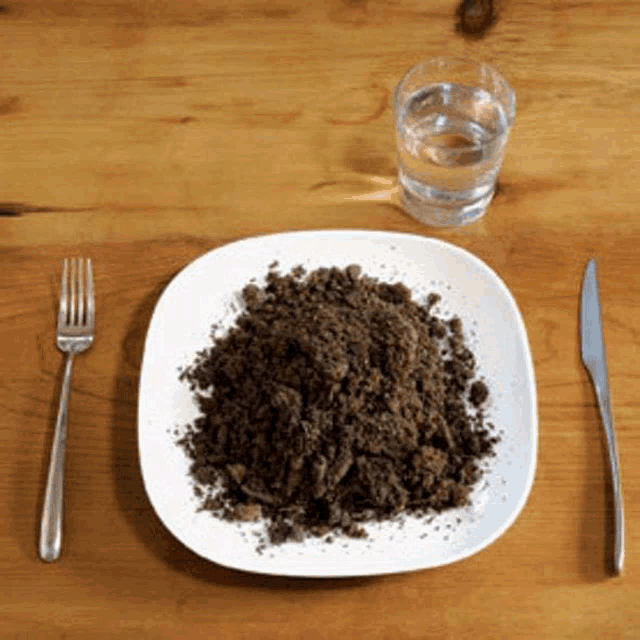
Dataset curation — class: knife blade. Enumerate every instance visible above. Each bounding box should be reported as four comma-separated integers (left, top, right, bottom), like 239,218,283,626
580,258,624,575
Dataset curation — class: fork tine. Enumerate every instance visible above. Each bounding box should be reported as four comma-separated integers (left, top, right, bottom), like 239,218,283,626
78,258,85,326
86,258,95,329
70,258,77,326
58,259,69,328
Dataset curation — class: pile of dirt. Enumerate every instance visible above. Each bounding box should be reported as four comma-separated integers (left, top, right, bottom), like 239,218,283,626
178,264,498,545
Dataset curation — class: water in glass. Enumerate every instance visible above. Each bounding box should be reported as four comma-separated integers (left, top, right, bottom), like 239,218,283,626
396,81,510,225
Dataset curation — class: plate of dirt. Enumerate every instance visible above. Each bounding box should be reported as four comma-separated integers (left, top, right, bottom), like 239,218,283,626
138,230,537,577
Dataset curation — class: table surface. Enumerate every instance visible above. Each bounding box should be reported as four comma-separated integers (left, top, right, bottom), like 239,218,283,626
2,0,639,637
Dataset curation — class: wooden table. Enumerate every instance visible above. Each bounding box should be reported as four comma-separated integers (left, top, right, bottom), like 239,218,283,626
2,0,638,637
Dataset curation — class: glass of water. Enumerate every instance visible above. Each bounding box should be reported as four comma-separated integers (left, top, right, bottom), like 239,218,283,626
394,57,516,227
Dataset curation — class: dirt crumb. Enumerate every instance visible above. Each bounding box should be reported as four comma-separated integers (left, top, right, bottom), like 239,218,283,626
469,380,489,407
234,504,263,522
178,265,499,546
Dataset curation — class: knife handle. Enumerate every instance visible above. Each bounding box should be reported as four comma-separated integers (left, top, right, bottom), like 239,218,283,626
592,372,624,575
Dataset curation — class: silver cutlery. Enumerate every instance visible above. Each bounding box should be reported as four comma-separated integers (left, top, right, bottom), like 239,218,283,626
39,258,95,563
580,258,624,575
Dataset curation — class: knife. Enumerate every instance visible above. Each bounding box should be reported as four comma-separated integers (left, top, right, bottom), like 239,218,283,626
580,258,624,575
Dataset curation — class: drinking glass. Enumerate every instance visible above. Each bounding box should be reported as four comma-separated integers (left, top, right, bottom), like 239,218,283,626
393,57,516,226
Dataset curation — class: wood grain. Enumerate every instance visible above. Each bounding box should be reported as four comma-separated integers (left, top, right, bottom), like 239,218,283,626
1,0,639,637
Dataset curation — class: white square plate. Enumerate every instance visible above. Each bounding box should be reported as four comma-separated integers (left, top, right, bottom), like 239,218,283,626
138,230,537,577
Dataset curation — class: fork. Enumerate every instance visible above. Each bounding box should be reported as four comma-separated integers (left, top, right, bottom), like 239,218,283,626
39,258,95,563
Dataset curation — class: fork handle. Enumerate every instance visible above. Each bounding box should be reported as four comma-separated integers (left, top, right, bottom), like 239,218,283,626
39,353,75,562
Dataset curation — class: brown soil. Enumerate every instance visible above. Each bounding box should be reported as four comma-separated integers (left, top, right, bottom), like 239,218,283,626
178,265,498,545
